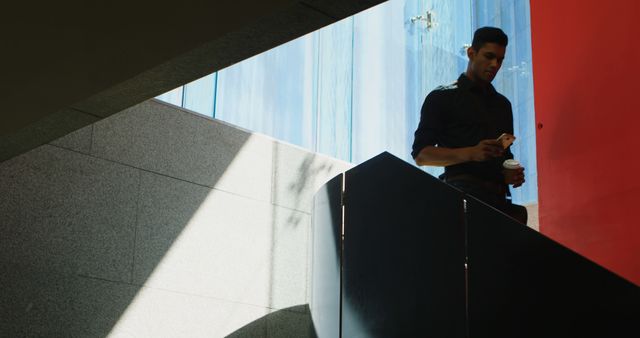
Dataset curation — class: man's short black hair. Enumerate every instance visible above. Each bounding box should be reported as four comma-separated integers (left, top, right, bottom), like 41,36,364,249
471,27,508,51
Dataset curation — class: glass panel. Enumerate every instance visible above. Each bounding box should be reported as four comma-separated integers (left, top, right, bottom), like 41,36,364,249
214,33,317,149
155,86,183,107
183,73,217,117
315,18,354,162
154,0,537,205
416,0,474,178
351,0,418,164
474,0,537,204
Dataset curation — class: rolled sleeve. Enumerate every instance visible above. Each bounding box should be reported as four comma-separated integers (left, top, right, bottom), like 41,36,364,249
412,91,444,159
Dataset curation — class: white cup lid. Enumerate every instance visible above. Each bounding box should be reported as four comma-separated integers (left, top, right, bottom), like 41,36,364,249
503,159,521,169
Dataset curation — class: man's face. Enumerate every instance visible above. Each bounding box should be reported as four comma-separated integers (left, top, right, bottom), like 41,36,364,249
467,42,506,83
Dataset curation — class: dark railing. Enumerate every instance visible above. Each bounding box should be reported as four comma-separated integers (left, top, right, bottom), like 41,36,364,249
310,152,639,338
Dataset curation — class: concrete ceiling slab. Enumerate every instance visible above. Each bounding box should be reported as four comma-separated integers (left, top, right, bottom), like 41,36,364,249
1,0,385,163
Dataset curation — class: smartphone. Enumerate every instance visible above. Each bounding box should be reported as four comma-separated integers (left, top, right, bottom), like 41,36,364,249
497,133,516,149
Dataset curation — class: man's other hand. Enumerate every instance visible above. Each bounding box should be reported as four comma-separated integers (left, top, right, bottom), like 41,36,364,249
468,139,504,161
503,167,525,188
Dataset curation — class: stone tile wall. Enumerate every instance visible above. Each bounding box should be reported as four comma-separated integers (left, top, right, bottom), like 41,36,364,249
0,99,351,337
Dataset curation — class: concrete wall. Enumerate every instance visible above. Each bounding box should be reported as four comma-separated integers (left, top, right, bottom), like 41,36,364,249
0,99,352,337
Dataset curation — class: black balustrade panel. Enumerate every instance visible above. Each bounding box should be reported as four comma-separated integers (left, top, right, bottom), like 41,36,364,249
341,152,467,338
466,195,640,338
311,173,343,338
310,152,639,338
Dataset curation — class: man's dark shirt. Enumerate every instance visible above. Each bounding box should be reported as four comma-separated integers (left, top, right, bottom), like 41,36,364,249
412,73,514,184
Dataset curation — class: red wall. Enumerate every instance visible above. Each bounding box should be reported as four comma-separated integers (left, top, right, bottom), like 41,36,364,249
531,0,640,285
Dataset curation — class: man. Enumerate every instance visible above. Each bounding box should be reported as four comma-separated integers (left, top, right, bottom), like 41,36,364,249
411,27,527,224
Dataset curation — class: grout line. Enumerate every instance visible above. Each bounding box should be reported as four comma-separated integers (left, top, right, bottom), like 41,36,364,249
89,123,94,154
130,170,143,284
69,107,105,119
305,212,312,305
150,99,353,168
46,143,214,189
76,273,304,312
270,142,278,205
270,202,312,216
77,274,138,287
267,141,279,311
46,143,314,215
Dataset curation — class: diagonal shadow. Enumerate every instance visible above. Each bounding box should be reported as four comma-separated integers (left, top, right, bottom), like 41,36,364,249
0,99,325,337
225,304,318,338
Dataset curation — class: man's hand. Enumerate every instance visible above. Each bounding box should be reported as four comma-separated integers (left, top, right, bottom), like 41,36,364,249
503,167,525,188
467,139,504,162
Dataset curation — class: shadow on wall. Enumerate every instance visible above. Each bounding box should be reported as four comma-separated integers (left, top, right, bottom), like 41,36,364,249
269,141,342,310
0,100,250,336
0,100,349,337
226,304,318,338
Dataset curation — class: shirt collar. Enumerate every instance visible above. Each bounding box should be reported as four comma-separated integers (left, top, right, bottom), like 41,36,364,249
457,73,497,96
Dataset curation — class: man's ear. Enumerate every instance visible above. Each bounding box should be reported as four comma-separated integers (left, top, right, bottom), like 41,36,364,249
467,46,475,60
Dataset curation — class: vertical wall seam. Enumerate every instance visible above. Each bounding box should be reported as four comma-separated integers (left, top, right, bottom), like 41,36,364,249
130,170,143,284
267,141,279,310
89,123,95,155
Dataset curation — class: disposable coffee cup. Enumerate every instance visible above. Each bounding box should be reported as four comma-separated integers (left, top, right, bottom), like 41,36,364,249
503,159,521,170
